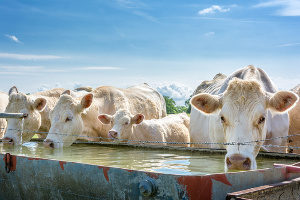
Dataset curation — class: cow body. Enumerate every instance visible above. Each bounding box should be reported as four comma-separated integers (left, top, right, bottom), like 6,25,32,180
3,87,66,144
0,92,9,138
99,110,190,147
190,65,298,171
44,84,167,148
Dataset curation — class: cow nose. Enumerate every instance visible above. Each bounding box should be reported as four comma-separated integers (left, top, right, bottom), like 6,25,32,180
226,154,251,170
2,137,14,145
108,130,118,139
43,139,54,148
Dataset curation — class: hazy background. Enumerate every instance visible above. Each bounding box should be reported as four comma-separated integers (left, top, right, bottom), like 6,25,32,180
1,0,300,105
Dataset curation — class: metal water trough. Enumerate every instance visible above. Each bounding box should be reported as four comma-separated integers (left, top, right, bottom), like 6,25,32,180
1,113,300,199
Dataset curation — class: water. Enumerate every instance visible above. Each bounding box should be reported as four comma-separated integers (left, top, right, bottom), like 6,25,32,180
0,142,297,175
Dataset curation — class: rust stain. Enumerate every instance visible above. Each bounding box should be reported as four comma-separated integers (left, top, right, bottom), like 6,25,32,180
28,158,42,160
98,166,110,182
146,172,159,179
59,161,66,170
177,174,231,200
3,154,17,171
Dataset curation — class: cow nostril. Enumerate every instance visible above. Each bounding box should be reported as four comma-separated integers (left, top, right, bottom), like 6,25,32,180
113,132,117,137
226,157,232,167
49,142,54,148
243,158,251,169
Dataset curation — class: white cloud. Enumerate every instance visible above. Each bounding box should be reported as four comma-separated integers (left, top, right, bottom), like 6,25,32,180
278,42,300,47
271,76,300,90
198,5,230,15
0,53,64,60
204,32,215,37
155,83,193,106
0,66,43,71
5,34,22,43
254,0,300,16
76,66,122,70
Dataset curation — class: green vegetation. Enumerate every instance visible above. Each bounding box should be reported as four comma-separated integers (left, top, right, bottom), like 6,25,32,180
163,96,191,114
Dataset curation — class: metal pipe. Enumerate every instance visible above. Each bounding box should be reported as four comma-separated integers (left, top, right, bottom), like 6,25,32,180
0,113,27,119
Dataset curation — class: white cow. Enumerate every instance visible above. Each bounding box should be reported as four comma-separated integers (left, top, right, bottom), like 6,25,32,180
44,84,167,148
3,86,66,144
0,92,9,138
98,110,190,147
190,65,298,171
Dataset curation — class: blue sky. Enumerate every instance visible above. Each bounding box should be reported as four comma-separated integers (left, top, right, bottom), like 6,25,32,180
1,0,300,105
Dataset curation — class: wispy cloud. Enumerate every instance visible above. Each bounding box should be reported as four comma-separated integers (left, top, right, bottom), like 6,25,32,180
198,5,230,15
254,0,300,16
115,0,146,9
204,32,215,37
5,34,22,43
278,42,300,47
76,66,122,70
0,53,64,60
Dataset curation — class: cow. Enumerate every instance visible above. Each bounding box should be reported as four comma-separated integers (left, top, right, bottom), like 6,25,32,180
0,92,9,138
3,87,67,145
190,65,298,171
98,110,190,147
44,84,167,148
287,84,300,154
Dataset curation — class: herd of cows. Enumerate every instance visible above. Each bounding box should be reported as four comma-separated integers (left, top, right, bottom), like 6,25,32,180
0,65,300,172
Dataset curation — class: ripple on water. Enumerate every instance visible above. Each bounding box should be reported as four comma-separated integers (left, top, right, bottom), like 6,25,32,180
0,142,297,175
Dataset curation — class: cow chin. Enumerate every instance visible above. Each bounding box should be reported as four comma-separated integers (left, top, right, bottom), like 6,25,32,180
224,153,256,172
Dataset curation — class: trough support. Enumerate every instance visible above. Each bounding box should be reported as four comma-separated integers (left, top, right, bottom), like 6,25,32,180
0,153,299,199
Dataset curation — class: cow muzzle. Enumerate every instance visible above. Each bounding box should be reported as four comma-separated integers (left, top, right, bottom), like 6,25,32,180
226,154,251,170
43,139,55,148
108,130,118,139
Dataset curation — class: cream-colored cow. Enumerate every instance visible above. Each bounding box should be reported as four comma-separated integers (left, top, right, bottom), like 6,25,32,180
190,65,298,171
287,84,300,153
44,84,167,148
0,92,9,138
3,86,66,144
98,109,190,147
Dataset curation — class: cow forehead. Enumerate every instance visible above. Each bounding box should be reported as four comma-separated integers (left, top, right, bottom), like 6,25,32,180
6,94,32,112
52,95,79,113
114,110,131,122
224,79,266,103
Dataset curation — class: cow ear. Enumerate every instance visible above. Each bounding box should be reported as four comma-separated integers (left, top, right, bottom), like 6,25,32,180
98,114,112,124
132,114,144,124
61,90,71,96
9,86,18,95
190,93,221,114
268,91,298,112
77,93,93,112
33,98,47,112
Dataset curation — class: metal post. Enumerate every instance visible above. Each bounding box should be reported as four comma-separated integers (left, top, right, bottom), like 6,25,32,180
0,113,27,119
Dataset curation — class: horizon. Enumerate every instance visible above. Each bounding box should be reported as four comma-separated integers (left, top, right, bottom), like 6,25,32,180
1,0,300,105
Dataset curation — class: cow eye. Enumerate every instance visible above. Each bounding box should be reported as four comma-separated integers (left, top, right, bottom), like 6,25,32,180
65,117,72,122
124,122,129,125
220,116,226,123
23,113,28,119
258,116,265,124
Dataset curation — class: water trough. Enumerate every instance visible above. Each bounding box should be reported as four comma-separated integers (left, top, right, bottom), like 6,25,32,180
1,113,300,199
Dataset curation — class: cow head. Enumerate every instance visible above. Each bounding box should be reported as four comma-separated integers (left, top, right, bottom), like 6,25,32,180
43,93,93,148
191,78,298,171
98,109,144,142
3,86,47,145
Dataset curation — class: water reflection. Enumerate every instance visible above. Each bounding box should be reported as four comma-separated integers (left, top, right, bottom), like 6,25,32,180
0,142,297,175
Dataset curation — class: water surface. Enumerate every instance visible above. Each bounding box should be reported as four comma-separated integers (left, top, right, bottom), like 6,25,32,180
0,142,297,175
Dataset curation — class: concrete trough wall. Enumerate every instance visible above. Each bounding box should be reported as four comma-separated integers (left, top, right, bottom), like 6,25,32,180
227,177,300,200
0,153,298,200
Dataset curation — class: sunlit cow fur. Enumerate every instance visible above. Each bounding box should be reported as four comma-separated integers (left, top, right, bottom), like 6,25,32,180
190,66,298,171
44,84,167,148
0,92,9,138
3,86,65,145
98,109,190,147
